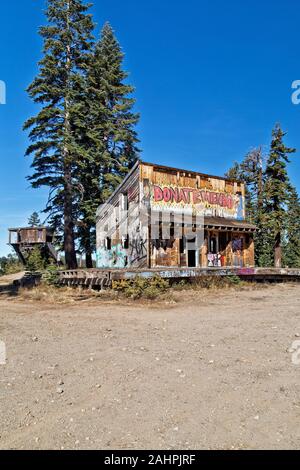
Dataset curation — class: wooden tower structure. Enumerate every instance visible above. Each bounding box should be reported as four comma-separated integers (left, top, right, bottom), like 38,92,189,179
8,227,58,265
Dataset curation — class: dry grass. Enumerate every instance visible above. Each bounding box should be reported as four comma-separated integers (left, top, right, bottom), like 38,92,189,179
17,284,118,304
13,276,263,306
16,284,174,306
171,275,251,290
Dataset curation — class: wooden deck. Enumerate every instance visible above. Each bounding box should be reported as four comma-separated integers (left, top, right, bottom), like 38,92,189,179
58,267,300,288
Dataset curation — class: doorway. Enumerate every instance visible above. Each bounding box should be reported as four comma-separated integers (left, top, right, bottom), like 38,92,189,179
187,236,197,267
188,249,196,268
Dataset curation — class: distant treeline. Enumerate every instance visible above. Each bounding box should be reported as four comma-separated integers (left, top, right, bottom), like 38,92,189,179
0,255,23,276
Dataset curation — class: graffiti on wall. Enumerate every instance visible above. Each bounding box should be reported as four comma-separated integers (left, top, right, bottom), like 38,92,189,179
129,237,147,264
96,225,148,269
96,243,128,269
129,224,147,265
141,181,244,220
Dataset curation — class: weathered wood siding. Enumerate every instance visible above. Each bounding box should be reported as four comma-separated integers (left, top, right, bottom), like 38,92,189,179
96,164,146,269
140,162,246,220
96,161,255,269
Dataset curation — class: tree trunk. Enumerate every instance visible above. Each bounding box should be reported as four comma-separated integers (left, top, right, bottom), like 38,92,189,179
64,177,78,269
84,227,93,268
274,231,282,268
63,4,77,271
85,236,93,268
257,164,263,213
86,251,93,269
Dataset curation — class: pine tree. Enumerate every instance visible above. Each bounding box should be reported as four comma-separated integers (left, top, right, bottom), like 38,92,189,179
76,23,140,267
226,148,264,225
226,148,266,265
26,247,46,273
225,128,297,268
263,124,295,267
28,212,41,227
23,0,94,269
238,148,266,266
283,186,300,268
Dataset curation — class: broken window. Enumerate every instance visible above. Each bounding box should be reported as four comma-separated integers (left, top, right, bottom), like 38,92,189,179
232,237,243,252
122,235,129,250
120,193,128,211
105,237,112,250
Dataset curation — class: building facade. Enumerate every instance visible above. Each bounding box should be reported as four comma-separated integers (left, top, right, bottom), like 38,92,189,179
96,161,257,269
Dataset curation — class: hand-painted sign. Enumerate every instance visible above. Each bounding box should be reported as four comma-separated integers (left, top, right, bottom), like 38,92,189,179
143,182,244,219
153,185,235,209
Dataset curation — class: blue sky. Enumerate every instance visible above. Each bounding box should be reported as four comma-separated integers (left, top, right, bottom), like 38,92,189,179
0,0,299,256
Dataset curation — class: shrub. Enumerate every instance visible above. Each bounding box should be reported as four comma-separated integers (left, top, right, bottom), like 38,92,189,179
26,247,46,273
112,275,169,300
227,274,242,285
42,264,60,286
172,275,242,290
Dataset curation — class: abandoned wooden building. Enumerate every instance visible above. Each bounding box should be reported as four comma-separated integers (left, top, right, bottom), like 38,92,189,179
8,226,58,265
96,161,257,270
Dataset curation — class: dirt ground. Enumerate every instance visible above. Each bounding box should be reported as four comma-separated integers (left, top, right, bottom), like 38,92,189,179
1,283,300,450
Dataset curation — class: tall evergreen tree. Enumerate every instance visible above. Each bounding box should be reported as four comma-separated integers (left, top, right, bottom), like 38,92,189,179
76,23,140,267
226,148,264,224
263,124,295,267
225,148,267,265
226,133,298,268
23,0,94,269
283,185,300,268
28,212,41,227
239,148,266,266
